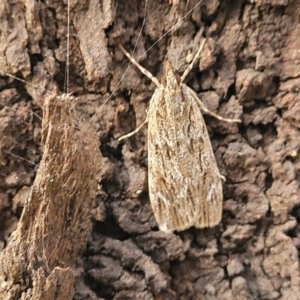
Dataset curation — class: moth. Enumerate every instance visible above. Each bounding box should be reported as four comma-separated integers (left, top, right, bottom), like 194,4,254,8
118,39,240,233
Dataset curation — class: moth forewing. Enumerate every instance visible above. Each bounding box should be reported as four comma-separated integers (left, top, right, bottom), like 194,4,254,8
118,41,240,233
148,62,223,233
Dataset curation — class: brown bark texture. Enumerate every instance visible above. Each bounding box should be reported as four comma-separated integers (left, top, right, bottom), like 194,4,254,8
0,0,300,299
0,91,103,299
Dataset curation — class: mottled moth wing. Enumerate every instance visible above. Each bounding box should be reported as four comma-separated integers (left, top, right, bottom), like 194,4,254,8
118,42,240,233
148,62,223,233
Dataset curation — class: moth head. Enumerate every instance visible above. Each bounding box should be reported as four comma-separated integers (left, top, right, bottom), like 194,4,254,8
161,60,181,89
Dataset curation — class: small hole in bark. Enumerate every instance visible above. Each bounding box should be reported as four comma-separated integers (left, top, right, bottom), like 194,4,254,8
84,271,114,299
226,83,236,100
264,172,273,190
290,205,300,227
222,208,235,224
94,216,129,240
241,195,248,204
30,54,43,68
276,108,282,118
15,206,23,219
286,224,298,238
104,24,114,36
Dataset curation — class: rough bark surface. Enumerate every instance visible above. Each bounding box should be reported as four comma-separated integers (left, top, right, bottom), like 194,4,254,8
0,0,300,299
0,92,102,299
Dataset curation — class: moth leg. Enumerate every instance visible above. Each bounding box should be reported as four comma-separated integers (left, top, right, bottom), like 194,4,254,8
181,35,206,82
119,44,160,88
118,118,148,141
188,87,241,123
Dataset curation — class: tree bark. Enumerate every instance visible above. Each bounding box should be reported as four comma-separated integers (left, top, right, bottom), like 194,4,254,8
1,0,300,299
